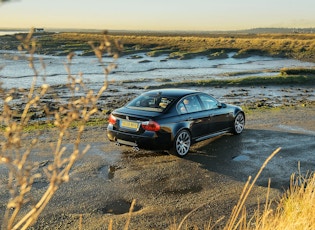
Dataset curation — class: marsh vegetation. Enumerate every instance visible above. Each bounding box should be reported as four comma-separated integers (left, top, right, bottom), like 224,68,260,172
1,31,315,62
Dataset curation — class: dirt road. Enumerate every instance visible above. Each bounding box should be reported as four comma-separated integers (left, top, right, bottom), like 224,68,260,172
1,105,315,229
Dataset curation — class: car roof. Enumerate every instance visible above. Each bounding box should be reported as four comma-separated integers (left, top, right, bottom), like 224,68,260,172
144,88,199,98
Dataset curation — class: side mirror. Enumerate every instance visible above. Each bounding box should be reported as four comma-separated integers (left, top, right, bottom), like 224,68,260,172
218,102,227,108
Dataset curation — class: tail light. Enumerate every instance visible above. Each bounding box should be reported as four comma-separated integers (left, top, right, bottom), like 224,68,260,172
108,114,117,125
141,120,160,132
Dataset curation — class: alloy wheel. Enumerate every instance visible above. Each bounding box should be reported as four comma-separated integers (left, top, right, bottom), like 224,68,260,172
174,130,191,157
234,113,245,134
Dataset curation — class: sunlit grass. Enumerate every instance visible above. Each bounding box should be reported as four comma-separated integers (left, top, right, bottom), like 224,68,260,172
26,32,315,62
146,74,315,89
19,118,108,132
246,173,315,230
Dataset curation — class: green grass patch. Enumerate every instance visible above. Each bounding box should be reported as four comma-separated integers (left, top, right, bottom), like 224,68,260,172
280,67,315,75
242,101,315,115
241,103,294,114
146,49,173,57
147,74,315,89
85,118,108,126
0,118,109,133
22,122,55,132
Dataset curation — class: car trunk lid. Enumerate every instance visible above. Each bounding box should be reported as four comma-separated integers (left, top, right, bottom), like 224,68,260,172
112,107,161,133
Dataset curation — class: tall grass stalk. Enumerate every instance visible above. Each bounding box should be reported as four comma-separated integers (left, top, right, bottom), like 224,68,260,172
224,147,282,230
0,28,121,229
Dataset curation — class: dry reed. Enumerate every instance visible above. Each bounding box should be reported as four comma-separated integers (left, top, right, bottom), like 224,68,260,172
0,28,121,229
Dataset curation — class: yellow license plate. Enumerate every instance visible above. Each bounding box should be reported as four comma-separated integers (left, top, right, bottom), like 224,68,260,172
121,120,139,129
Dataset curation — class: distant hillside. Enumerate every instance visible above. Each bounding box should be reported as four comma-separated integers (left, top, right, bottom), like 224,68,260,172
239,27,315,34
107,27,315,35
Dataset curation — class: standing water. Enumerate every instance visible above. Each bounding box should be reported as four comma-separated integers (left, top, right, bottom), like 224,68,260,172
1,50,315,90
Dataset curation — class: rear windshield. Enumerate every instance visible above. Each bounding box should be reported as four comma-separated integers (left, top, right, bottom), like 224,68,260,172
126,94,174,112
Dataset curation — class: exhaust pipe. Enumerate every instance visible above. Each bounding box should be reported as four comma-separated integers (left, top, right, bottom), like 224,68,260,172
132,146,140,152
114,139,139,151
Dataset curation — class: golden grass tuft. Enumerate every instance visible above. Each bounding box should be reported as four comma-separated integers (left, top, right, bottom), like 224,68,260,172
250,173,315,230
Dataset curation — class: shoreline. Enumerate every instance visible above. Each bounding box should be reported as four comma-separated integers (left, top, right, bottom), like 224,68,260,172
3,83,315,128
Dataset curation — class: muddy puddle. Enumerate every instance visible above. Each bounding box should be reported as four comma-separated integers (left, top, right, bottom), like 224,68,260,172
188,126,315,190
97,199,142,215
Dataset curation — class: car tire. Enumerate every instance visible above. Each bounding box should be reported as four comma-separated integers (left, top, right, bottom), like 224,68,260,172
232,112,245,135
171,129,191,157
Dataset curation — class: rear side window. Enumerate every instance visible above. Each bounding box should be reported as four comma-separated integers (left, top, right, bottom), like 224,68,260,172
177,95,202,114
127,94,174,112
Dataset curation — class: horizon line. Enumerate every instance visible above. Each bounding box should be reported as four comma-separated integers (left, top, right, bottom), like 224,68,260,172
1,26,315,33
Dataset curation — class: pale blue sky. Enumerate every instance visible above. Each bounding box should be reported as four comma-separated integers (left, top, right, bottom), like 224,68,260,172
1,0,315,31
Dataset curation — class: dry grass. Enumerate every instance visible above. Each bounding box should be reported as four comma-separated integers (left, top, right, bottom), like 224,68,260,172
249,173,315,230
0,28,121,229
28,32,315,62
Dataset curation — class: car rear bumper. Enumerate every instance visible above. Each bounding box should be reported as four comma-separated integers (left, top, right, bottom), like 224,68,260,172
107,127,172,150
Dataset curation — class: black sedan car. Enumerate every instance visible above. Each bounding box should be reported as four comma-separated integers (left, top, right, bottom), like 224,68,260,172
107,89,245,157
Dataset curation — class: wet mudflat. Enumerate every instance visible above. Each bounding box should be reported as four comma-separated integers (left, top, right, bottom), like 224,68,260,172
1,105,313,229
